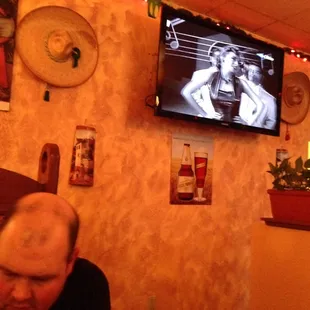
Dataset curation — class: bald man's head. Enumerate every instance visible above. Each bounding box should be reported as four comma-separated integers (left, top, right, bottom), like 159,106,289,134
0,193,80,309
0,192,80,261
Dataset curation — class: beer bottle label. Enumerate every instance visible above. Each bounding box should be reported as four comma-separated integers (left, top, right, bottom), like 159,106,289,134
177,176,194,193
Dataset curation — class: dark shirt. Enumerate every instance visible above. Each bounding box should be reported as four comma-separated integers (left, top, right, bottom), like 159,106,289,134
209,71,242,122
50,257,111,310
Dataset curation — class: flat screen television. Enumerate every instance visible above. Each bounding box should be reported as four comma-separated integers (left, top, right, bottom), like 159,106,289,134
155,5,285,137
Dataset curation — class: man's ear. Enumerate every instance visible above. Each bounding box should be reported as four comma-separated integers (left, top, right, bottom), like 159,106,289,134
66,247,79,276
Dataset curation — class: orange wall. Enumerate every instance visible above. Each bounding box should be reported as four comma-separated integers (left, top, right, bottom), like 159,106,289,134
250,222,310,310
1,0,310,309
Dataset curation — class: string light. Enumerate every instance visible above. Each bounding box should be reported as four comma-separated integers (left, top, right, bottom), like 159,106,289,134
283,47,310,61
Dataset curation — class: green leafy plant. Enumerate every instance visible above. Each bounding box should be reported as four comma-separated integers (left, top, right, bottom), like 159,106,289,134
267,156,310,190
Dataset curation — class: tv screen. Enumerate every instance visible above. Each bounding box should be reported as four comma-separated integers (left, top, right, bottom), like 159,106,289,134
155,5,285,137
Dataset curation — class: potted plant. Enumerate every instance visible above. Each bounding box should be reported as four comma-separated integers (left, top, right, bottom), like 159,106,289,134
267,156,310,222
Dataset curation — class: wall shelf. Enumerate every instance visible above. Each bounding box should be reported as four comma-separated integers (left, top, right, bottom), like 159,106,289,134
261,217,310,231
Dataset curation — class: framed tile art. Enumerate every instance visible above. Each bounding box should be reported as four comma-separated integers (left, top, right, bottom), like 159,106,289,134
0,0,18,111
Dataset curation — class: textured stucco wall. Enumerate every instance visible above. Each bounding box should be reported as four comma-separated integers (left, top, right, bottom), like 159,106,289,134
1,0,310,309
250,222,310,310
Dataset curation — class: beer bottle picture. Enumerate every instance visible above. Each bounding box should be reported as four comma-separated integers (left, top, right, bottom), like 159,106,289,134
171,134,213,205
177,143,194,200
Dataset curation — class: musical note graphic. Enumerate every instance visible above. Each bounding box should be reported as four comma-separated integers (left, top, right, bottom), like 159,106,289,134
257,53,275,76
166,18,185,50
164,27,268,70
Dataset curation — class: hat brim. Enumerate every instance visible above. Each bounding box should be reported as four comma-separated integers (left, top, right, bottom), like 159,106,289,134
281,72,310,124
16,6,98,87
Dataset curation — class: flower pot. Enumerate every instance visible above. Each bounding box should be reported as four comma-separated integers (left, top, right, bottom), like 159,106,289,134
267,189,310,222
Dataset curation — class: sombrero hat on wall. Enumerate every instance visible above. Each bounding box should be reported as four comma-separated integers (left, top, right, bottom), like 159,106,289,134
16,6,98,89
281,72,310,124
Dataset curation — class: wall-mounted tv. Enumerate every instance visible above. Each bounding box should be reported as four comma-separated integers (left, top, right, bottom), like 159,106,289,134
155,5,285,137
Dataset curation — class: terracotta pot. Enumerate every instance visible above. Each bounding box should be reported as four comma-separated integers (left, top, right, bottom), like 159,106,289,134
267,189,310,222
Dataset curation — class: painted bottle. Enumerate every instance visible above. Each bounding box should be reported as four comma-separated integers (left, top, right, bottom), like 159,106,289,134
276,148,289,166
177,143,194,200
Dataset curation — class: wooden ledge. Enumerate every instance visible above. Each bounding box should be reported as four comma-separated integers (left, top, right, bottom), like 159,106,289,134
261,217,310,231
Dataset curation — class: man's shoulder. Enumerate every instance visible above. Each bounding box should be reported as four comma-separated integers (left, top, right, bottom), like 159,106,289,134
69,257,109,290
259,86,276,102
73,257,106,277
51,257,110,310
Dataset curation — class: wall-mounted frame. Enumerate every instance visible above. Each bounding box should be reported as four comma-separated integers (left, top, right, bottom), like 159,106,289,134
0,0,18,111
171,134,214,205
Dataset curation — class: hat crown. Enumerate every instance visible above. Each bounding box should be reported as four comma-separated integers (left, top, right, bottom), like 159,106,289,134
16,6,99,87
281,72,310,124
285,86,304,107
46,30,73,62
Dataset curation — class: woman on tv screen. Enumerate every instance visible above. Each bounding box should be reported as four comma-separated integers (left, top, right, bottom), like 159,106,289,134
180,45,268,125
